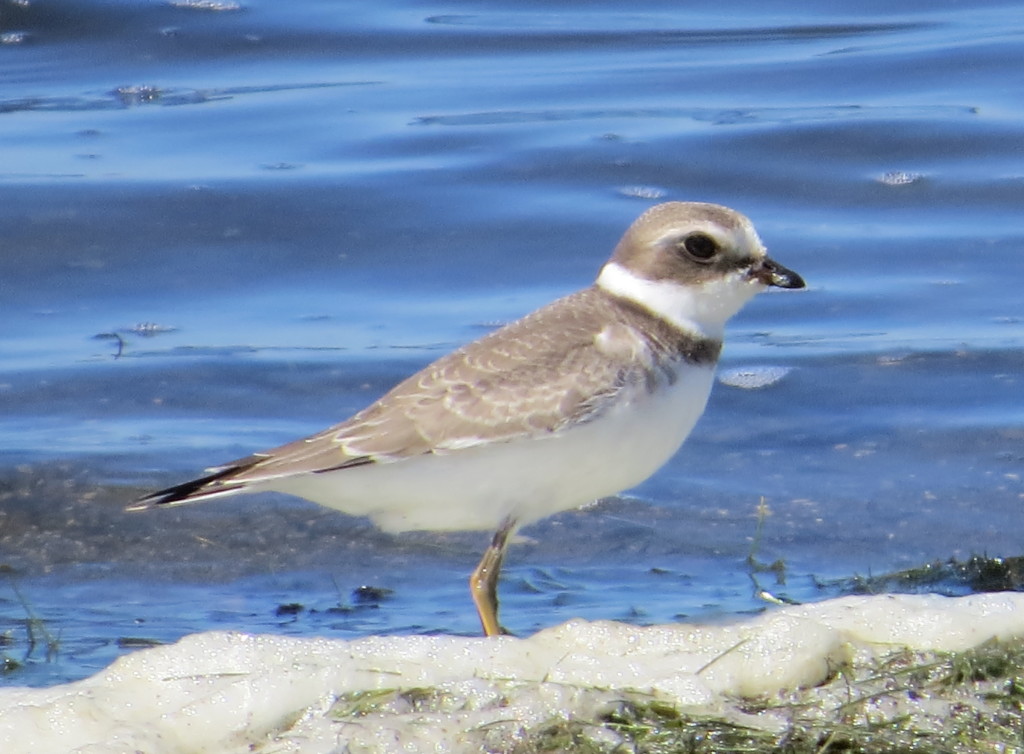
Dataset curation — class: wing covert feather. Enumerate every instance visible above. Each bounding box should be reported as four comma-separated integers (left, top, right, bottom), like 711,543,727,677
220,287,716,483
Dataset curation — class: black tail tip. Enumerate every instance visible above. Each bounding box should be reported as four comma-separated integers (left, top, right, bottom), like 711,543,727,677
125,466,241,512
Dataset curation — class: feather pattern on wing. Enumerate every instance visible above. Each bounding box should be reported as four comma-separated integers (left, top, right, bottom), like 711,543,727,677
223,287,718,480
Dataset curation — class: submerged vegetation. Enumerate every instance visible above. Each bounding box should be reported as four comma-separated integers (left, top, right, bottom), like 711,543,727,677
838,555,1024,596
511,638,1024,754
318,635,1024,752
0,566,60,674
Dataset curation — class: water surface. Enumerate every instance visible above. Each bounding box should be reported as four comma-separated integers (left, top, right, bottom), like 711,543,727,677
1,0,1023,686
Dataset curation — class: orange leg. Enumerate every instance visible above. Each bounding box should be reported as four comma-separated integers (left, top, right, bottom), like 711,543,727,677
469,517,516,637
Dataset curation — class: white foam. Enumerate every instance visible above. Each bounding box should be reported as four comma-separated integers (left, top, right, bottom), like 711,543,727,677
718,365,793,389
2,593,1022,754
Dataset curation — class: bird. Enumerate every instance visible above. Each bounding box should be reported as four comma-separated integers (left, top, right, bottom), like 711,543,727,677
128,201,805,636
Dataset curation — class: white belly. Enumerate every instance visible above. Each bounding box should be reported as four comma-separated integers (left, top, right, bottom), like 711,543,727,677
270,364,717,533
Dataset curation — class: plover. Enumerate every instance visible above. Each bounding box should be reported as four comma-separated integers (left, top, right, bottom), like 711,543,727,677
129,202,805,636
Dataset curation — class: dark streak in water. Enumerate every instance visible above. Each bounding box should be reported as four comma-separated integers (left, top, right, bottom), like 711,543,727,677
414,104,977,128
0,81,379,115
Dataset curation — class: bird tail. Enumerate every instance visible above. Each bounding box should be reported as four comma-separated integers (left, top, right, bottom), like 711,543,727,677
126,457,262,511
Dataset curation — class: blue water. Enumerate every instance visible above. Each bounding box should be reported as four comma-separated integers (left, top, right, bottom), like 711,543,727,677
2,0,1023,686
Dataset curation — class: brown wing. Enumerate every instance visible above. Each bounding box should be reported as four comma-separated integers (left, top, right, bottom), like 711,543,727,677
231,287,651,480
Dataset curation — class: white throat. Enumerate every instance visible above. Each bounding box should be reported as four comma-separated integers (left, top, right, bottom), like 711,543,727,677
596,261,763,339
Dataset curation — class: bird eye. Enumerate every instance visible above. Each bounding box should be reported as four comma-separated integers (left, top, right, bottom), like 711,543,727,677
678,233,719,262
